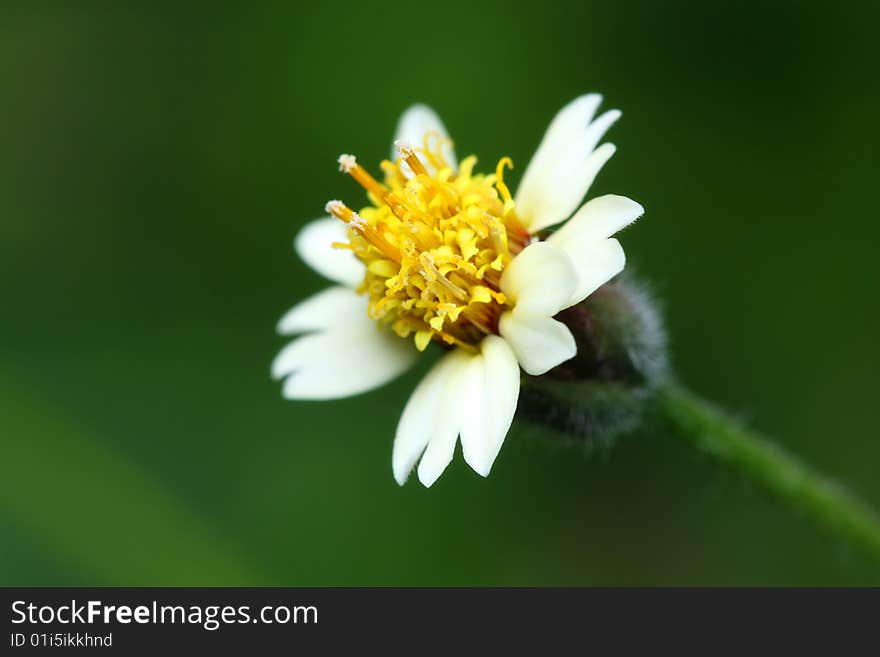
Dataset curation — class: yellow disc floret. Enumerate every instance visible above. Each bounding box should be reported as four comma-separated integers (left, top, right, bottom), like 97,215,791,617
325,135,531,351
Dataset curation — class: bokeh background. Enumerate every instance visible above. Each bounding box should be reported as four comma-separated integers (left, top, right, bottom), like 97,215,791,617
2,1,878,585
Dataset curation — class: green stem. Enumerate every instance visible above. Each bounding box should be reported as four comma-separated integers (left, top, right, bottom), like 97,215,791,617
657,383,880,562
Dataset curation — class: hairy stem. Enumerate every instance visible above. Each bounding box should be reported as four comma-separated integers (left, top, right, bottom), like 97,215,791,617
657,384,880,562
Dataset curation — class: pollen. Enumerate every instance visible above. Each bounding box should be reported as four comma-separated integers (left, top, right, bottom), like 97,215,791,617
326,135,532,351
337,154,357,173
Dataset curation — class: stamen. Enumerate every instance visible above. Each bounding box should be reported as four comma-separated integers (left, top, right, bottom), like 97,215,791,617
338,153,411,221
395,140,429,177
325,199,346,215
461,309,493,336
337,153,357,173
421,130,452,171
393,140,413,157
349,211,367,231
494,157,515,210
488,216,510,260
325,199,401,263
338,153,386,198
419,252,468,301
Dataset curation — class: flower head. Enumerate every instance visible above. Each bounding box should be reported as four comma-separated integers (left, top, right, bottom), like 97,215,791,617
273,95,644,487
326,139,525,352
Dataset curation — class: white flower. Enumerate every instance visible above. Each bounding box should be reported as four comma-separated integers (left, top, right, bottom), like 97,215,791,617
273,95,644,487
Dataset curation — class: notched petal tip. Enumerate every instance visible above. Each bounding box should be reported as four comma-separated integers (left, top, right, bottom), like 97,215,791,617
569,93,603,118
392,462,412,487
590,109,622,136
417,463,443,488
273,321,417,401
546,193,644,253
270,354,288,381
612,194,645,221
515,94,623,233
591,141,617,164
276,286,366,336
469,460,492,478
457,336,519,480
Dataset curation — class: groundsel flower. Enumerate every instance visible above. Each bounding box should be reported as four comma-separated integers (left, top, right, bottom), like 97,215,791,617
273,94,644,487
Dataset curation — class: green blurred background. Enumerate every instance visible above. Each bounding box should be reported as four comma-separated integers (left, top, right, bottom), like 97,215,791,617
2,2,878,585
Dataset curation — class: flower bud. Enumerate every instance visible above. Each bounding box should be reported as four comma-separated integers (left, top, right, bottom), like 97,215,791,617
516,274,668,446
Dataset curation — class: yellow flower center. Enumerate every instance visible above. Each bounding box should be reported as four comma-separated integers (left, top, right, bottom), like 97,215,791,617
326,135,531,351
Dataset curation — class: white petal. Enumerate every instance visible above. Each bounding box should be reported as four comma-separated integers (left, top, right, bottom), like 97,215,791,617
276,286,367,335
547,194,644,247
498,311,576,376
393,104,458,174
458,356,488,474
273,320,416,400
294,217,364,287
553,237,626,307
515,93,621,232
459,336,521,477
415,414,460,488
499,242,577,317
392,350,473,486
478,336,521,469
